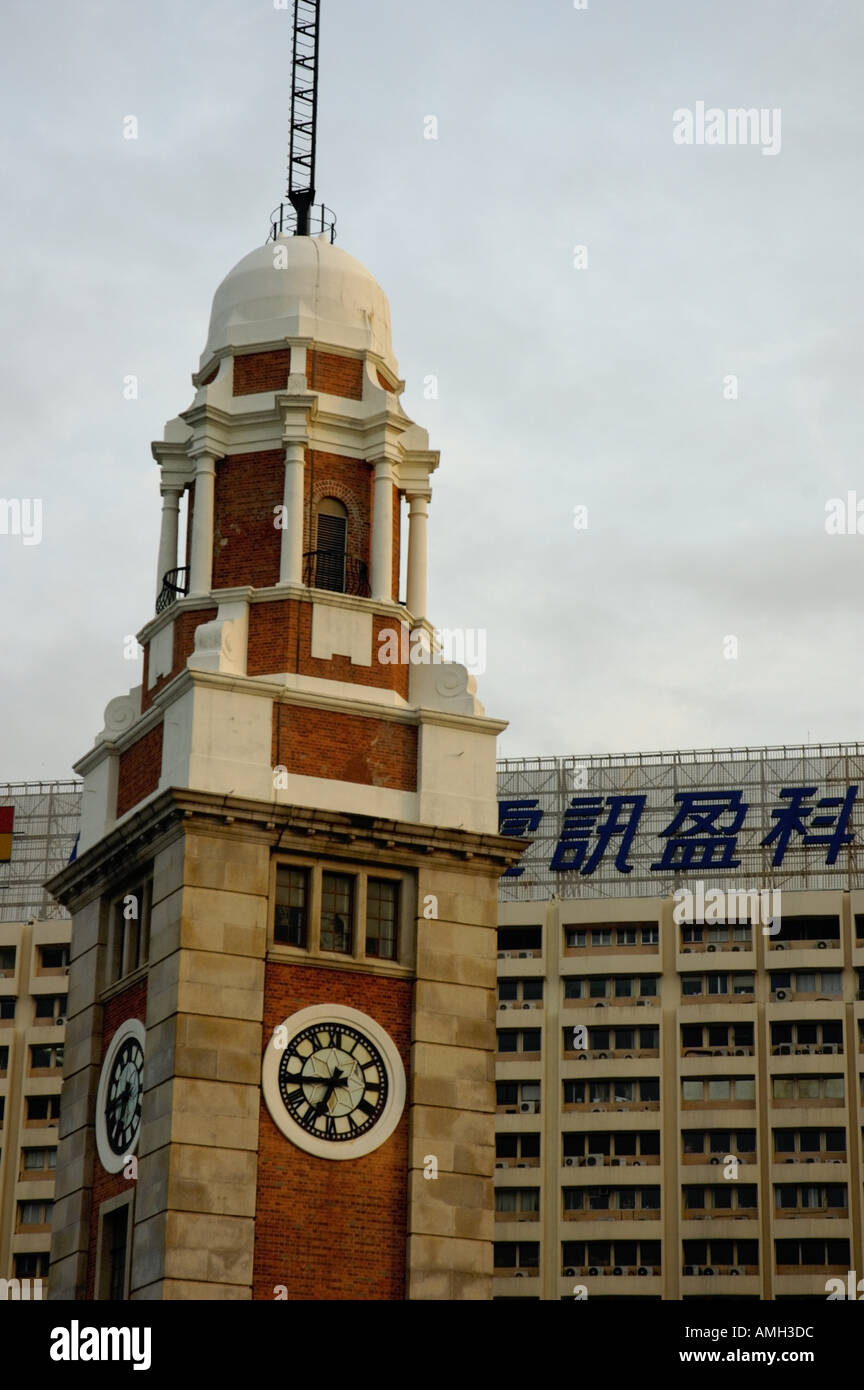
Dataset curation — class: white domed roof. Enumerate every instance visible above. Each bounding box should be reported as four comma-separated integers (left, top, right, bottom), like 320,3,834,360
200,234,397,374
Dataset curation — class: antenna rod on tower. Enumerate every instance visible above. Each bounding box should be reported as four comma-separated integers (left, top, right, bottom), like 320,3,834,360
268,0,336,243
288,0,321,237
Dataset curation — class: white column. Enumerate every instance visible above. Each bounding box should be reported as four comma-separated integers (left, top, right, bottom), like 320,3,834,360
155,485,182,600
371,459,395,602
406,492,430,621
189,453,216,596
279,442,306,585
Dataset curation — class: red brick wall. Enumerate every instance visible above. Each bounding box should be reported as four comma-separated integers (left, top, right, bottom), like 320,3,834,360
141,608,218,712
233,350,291,396
248,600,409,698
272,705,417,790
307,350,363,401
85,977,148,1300
212,450,284,589
377,369,394,392
253,964,411,1300
117,724,164,819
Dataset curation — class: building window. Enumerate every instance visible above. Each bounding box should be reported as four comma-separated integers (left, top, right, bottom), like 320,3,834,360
30,1044,64,1072
18,1199,53,1229
0,998,15,1021
274,867,309,947
97,1201,132,1301
320,872,354,954
773,1076,844,1102
496,1132,540,1166
495,1189,540,1218
0,1045,7,1074
272,861,410,964
34,995,64,1021
775,1238,848,1269
366,878,399,960
14,1252,49,1279
21,1147,56,1177
110,875,152,984
493,1242,539,1271
313,499,349,593
497,1029,541,1055
38,945,70,972
25,1095,61,1126
0,946,15,975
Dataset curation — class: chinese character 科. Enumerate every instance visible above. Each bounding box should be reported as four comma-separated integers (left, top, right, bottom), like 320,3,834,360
761,786,857,867
650,790,748,871
499,799,544,878
550,795,646,875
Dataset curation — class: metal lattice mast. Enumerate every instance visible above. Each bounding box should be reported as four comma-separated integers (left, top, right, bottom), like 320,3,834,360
288,0,321,236
269,0,335,243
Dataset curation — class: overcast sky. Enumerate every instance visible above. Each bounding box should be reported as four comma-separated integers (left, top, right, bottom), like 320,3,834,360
1,0,862,781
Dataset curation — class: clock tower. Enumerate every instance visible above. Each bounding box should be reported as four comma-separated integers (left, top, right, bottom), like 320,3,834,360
46,176,519,1297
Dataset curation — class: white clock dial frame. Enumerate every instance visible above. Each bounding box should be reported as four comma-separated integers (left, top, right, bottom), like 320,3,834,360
95,1018,146,1174
263,1004,406,1160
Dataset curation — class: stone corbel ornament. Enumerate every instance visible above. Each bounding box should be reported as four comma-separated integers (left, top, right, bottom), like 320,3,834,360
186,602,249,676
97,687,143,743
409,662,486,717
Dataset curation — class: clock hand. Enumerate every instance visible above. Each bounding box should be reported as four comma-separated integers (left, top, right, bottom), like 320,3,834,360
107,1084,131,1116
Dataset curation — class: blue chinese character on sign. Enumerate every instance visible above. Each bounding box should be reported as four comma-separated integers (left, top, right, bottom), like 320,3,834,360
761,786,857,867
650,790,748,871
550,795,647,875
499,799,544,877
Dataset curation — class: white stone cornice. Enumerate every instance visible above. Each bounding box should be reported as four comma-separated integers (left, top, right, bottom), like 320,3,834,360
153,666,420,728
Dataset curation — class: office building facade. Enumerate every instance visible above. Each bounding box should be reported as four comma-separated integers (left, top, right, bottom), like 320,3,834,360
494,747,864,1299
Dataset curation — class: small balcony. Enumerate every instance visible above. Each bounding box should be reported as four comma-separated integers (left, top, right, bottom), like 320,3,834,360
303,549,370,597
156,566,190,614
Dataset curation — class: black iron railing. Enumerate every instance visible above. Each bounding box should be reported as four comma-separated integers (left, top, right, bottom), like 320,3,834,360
268,202,337,244
303,550,369,597
156,566,190,614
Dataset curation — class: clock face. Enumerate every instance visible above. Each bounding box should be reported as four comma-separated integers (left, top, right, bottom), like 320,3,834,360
263,1005,406,1160
278,1022,388,1142
95,1019,146,1173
